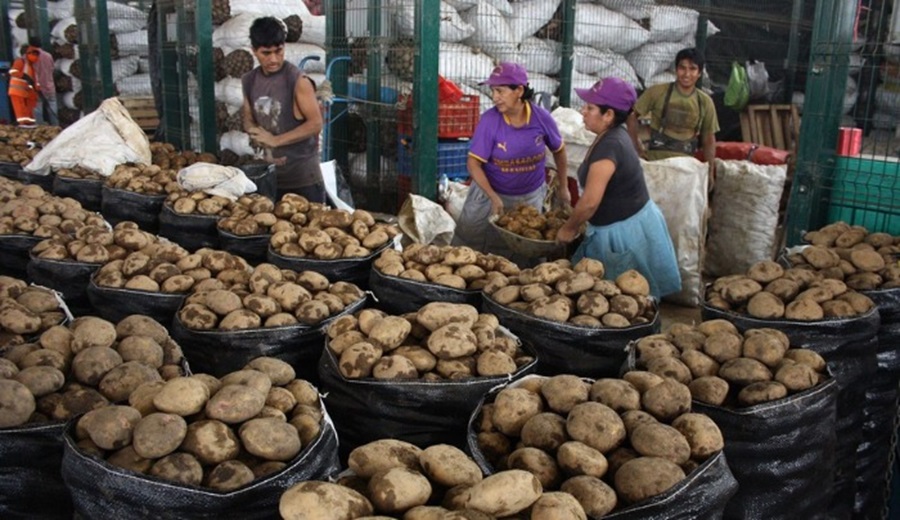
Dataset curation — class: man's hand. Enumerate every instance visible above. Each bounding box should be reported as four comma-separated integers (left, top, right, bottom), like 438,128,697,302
708,161,716,192
556,224,578,244
248,126,278,148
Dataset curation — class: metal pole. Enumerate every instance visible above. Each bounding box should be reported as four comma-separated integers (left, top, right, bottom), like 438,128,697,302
365,0,382,208
96,0,114,99
412,0,439,201
0,0,12,61
325,0,349,181
695,0,710,56
195,0,216,152
558,0,575,107
784,0,805,104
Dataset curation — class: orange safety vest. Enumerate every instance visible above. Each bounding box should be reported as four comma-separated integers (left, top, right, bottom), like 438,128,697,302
8,57,39,101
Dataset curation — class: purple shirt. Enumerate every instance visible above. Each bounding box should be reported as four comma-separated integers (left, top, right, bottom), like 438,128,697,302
468,102,564,196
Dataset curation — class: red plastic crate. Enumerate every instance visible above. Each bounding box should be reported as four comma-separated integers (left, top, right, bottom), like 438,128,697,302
398,95,481,139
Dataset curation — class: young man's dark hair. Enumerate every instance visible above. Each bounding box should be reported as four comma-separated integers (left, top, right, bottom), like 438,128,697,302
675,48,705,73
27,36,42,48
249,17,287,49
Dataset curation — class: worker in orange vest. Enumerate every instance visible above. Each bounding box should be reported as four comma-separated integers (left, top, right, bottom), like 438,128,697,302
8,46,41,126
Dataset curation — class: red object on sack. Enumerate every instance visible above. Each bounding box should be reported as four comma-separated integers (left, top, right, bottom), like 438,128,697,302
836,127,862,156
398,94,480,139
438,75,464,103
695,141,791,165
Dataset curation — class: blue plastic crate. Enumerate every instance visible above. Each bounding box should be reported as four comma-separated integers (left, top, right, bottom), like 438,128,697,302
397,135,470,181
348,80,399,104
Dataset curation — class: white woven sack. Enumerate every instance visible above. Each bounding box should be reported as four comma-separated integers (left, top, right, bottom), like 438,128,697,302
215,77,245,111
439,42,497,84
595,0,654,21
51,17,76,44
518,38,561,76
47,0,74,21
212,13,255,50
645,71,677,88
507,0,561,45
462,2,519,63
390,0,475,43
567,70,599,109
115,73,153,97
626,42,683,81
573,46,641,88
219,131,258,158
114,30,148,57
529,73,559,98
111,56,140,83
106,2,146,34
574,4,649,54
177,162,257,201
649,6,699,43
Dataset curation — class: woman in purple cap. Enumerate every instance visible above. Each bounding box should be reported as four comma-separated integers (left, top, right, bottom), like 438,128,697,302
452,61,569,258
556,77,681,299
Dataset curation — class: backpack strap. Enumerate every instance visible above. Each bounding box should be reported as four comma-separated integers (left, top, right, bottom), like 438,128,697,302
658,82,675,133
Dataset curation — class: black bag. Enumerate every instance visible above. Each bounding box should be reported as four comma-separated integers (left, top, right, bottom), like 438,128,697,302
171,296,366,384
158,204,221,252
267,243,390,290
701,304,879,518
86,276,186,326
368,267,481,315
52,176,102,212
466,377,738,520
60,405,341,519
100,185,166,232
318,336,538,461
26,254,101,316
0,234,42,279
854,287,900,518
0,161,23,181
20,170,54,191
482,294,660,378
238,163,277,201
0,422,72,519
217,229,270,265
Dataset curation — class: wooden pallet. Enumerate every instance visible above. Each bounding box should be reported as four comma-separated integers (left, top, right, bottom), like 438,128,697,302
739,104,801,153
120,96,159,133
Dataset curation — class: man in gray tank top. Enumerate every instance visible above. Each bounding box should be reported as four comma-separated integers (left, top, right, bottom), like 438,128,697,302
242,16,325,202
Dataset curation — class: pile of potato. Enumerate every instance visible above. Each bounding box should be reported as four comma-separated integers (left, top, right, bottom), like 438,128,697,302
0,183,106,237
55,165,103,180
105,163,179,196
165,191,237,217
270,208,400,260
473,375,724,516
706,259,876,320
178,263,365,330
281,439,557,518
71,358,324,491
632,320,829,407
495,205,572,241
217,194,287,237
0,276,67,349
0,125,61,165
373,244,520,291
0,314,184,428
94,239,249,295
327,302,533,380
150,142,218,171
484,258,656,328
32,223,119,264
785,221,900,291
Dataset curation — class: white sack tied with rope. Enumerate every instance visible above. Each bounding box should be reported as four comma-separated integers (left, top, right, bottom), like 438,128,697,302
176,163,258,201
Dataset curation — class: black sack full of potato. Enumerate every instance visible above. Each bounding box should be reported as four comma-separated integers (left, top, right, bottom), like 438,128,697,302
60,403,340,519
0,234,42,279
701,304,879,519
86,276,186,326
52,176,102,212
0,162,23,181
368,267,481,315
237,163,277,201
26,254,101,316
0,422,72,519
157,204,221,252
100,185,166,233
170,296,366,384
482,294,660,378
20,170,54,191
216,229,270,264
268,243,389,290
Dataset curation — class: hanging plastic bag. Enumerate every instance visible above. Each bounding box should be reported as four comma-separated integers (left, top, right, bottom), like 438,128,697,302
746,59,770,100
724,61,750,111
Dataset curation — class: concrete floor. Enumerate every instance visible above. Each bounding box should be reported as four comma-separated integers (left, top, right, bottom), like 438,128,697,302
659,301,702,331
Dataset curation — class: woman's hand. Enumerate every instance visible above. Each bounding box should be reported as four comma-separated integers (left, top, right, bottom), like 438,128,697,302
489,193,504,216
556,223,578,244
556,184,571,207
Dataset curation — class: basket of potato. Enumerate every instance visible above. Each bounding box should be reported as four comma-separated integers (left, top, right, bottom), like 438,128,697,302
171,264,367,381
0,314,184,518
158,191,236,252
52,165,104,212
489,205,575,259
318,303,537,456
482,258,659,378
0,276,70,349
267,207,401,288
467,374,736,518
0,125,61,188
100,163,178,232
60,358,341,518
370,245,520,314
626,320,838,518
216,193,291,263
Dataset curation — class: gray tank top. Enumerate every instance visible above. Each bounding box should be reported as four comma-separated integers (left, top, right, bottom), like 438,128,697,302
242,62,321,189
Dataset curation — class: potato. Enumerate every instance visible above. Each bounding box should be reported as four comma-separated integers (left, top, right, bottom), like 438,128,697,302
348,439,422,479
72,346,123,386
79,405,142,450
556,441,608,478
614,456,685,504
680,350,719,379
519,412,568,453
774,362,820,392
72,316,117,351
464,469,542,517
783,348,827,372
641,378,692,421
746,291,785,319
206,460,255,491
688,376,729,406
615,270,650,296
205,384,266,423
589,379,641,413
132,413,188,459
644,357,692,386
622,371,665,394
0,379,36,427
492,387,544,437
630,422,690,464
671,413,724,461
566,401,626,453
180,419,241,465
507,446,561,489
339,342,381,379
427,323,477,360
718,358,773,386
702,332,743,363
530,491,588,520
368,467,432,513
280,481,374,520
393,346,437,373
152,376,210,416
541,375,590,414
559,476,616,518
116,336,164,368
738,381,788,406
419,444,483,487
149,453,204,486
369,316,412,351
98,361,163,402
417,302,479,331
239,417,302,461
246,357,295,386
784,299,824,321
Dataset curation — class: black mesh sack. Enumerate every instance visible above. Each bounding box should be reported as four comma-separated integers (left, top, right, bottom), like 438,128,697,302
701,304,879,518
86,276,186,326
100,185,165,232
0,161,23,181
52,176,102,212
158,204,221,252
171,296,366,383
60,404,340,519
268,243,389,290
217,230,270,264
26,254,101,316
0,422,72,519
0,234,41,279
466,377,738,520
368,267,481,314
482,294,660,378
854,287,900,518
238,163,277,201
318,337,537,461
20,170,54,191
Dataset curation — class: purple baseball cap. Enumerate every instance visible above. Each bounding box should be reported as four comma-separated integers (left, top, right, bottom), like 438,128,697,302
480,62,528,86
575,77,637,111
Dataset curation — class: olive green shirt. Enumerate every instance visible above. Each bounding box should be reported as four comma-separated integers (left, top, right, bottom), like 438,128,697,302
634,82,719,160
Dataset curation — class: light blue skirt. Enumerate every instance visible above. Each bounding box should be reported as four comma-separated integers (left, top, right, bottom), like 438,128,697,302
571,200,681,299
